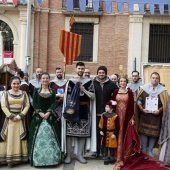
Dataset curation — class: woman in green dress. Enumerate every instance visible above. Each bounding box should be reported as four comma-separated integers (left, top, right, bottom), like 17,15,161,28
28,72,61,166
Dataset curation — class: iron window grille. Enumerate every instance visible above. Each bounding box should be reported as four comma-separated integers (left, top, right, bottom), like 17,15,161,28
149,24,170,63
71,23,93,62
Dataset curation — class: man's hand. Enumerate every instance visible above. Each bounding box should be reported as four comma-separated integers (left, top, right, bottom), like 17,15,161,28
60,94,64,98
152,110,160,115
80,83,85,92
142,109,150,114
100,131,104,136
111,134,116,139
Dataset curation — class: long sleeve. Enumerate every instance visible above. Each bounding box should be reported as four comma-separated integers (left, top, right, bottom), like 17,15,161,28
20,92,30,115
98,114,104,129
1,91,14,119
82,81,95,100
111,89,118,101
113,115,120,136
33,88,41,112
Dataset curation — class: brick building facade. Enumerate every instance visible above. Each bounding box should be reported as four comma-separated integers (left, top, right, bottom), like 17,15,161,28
33,1,130,78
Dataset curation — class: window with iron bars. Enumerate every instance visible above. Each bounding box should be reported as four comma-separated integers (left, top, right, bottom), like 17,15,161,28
149,24,170,63
71,23,93,62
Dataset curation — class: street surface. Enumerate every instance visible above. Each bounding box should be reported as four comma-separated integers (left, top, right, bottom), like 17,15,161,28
1,149,159,170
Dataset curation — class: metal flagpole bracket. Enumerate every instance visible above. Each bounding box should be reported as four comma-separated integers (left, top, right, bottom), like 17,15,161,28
26,56,31,66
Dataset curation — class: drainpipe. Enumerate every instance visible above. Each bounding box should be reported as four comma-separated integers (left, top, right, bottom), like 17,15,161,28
24,0,31,73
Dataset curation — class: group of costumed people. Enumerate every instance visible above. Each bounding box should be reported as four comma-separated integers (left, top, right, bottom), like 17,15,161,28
0,72,61,166
0,62,170,170
111,72,170,170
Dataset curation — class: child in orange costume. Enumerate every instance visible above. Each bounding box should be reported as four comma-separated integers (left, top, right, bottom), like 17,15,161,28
99,101,120,165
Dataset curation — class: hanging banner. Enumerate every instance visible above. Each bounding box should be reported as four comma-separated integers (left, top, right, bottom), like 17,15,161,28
12,0,18,5
59,30,82,65
1,0,43,6
36,0,43,7
66,0,170,15
21,0,27,4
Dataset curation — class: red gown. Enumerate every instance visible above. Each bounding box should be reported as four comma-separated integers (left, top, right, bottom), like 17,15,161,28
112,89,140,164
112,89,170,170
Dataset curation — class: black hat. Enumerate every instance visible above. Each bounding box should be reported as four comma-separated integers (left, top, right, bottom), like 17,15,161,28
97,66,107,75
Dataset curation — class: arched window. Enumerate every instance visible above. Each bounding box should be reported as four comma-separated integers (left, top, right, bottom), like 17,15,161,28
0,20,13,51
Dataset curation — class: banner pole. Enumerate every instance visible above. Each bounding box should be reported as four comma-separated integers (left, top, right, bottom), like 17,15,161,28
64,57,66,79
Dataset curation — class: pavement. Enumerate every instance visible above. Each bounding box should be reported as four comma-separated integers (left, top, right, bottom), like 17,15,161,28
1,153,114,170
1,149,160,170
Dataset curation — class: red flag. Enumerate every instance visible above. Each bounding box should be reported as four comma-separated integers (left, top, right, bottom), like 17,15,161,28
59,30,82,65
12,0,18,5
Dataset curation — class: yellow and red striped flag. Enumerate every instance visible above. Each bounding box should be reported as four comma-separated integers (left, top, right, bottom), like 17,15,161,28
59,30,82,65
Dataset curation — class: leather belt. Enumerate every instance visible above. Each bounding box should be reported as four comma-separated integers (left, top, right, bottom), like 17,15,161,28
80,101,88,105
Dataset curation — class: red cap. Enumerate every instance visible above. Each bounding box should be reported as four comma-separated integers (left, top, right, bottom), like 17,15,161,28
106,100,117,106
106,101,113,106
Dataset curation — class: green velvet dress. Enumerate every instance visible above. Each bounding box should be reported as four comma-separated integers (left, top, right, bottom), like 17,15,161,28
28,88,61,166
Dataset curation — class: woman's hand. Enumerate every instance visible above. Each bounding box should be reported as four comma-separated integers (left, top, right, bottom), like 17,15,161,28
43,112,51,120
130,119,135,126
39,112,45,118
12,116,19,122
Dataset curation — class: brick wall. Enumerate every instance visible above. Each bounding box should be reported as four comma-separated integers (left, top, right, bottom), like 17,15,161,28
33,0,129,77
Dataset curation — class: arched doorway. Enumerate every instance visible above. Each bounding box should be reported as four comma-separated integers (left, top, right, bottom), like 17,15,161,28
0,20,14,57
0,20,14,89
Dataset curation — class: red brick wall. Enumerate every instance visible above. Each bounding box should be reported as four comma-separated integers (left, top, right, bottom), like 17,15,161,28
33,0,129,77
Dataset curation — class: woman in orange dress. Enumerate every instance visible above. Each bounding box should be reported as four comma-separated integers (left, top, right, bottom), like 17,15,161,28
112,75,140,170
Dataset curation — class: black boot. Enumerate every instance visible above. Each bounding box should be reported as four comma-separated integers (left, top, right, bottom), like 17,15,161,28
104,157,110,165
109,157,116,164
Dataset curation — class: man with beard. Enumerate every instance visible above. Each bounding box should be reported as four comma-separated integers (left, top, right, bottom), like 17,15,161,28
29,67,42,99
137,72,169,158
92,66,118,158
50,67,67,130
84,68,91,78
110,74,119,86
62,62,96,164
127,71,144,130
23,72,29,84
127,70,143,96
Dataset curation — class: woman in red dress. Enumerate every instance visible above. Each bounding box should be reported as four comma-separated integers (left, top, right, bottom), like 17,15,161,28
112,75,140,170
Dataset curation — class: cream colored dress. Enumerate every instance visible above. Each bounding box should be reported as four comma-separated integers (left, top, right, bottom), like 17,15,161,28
0,91,30,165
